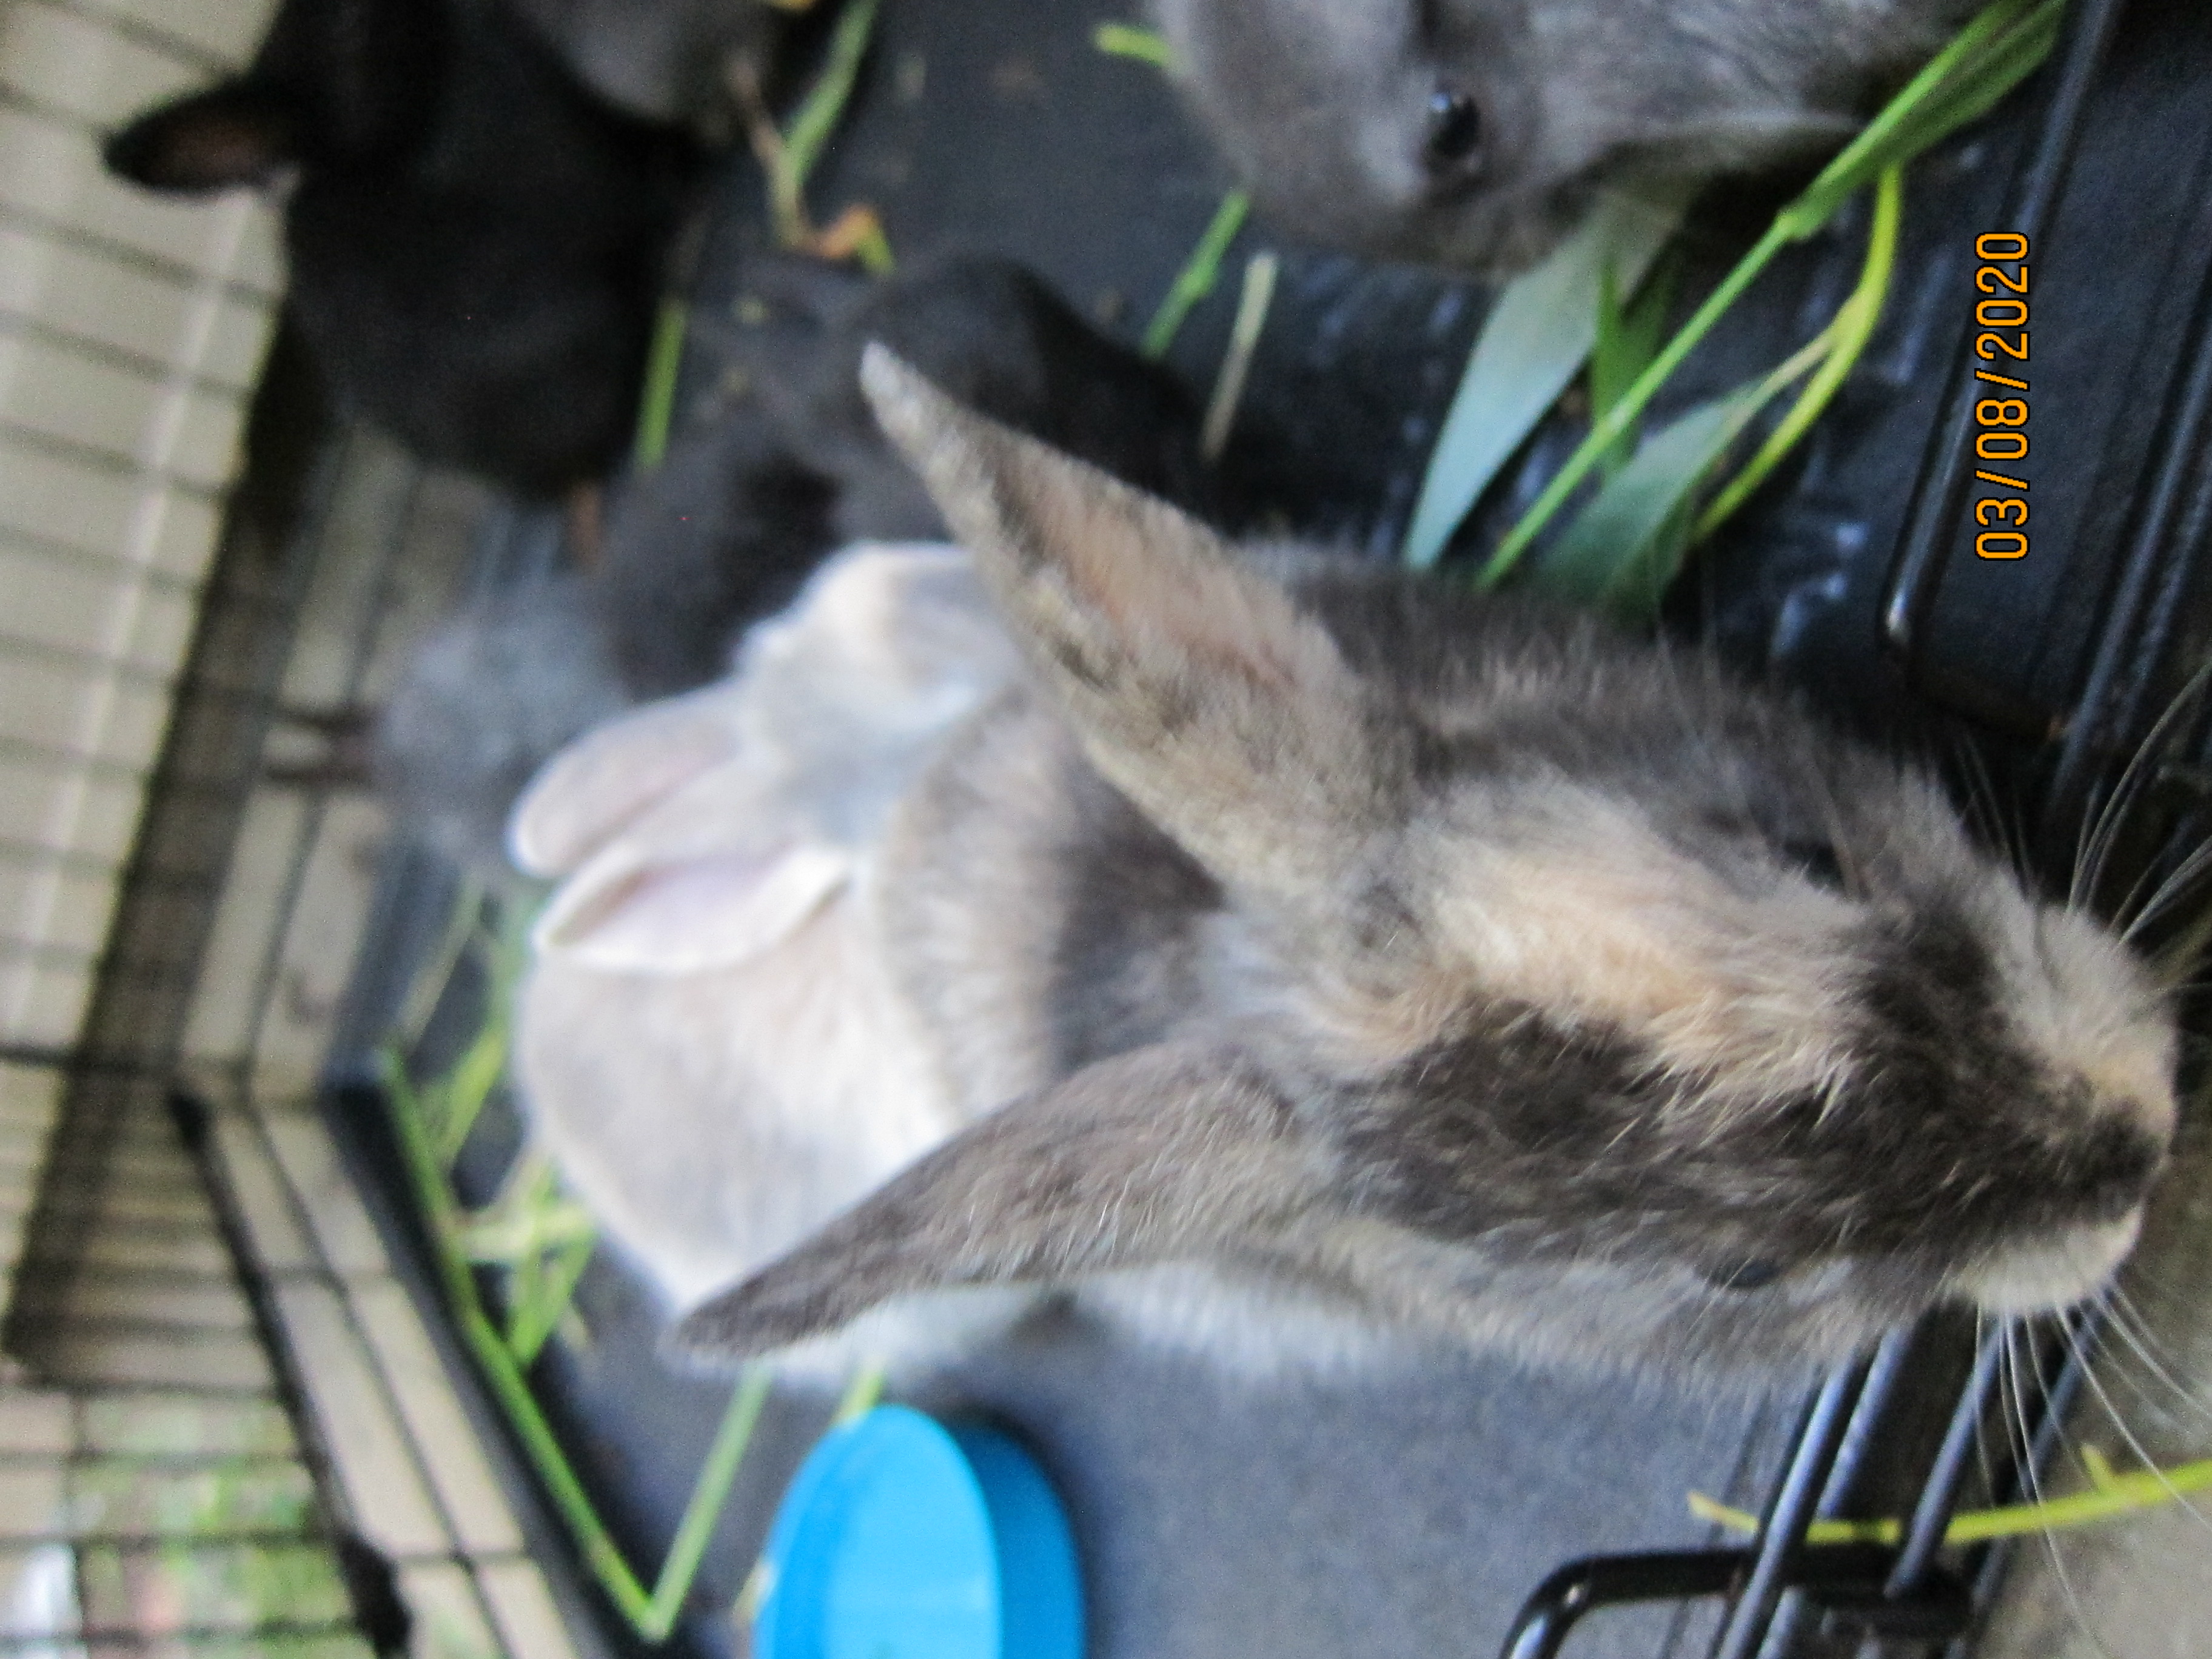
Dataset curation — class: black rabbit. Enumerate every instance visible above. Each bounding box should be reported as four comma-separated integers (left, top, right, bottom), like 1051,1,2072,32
506,0,774,130
104,0,709,495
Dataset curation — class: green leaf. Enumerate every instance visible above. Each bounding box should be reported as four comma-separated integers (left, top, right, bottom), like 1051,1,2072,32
1530,381,1771,616
1590,251,1678,479
1532,316,1838,617
432,1015,509,1165
1401,189,1685,570
507,1235,596,1366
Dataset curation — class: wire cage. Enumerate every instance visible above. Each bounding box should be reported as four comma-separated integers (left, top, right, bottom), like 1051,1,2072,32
5,1,2212,1658
1,293,603,1659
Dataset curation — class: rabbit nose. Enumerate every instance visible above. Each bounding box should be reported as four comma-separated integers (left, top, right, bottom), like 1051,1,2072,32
1957,1213,2146,1316
2075,1115,2170,1220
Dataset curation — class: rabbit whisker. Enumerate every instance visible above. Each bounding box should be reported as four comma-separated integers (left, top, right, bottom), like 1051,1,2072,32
2005,1318,2120,1659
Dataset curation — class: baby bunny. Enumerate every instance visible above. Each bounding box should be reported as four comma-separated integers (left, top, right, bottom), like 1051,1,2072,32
672,347,2177,1381
103,0,705,495
709,252,1226,545
505,541,1027,1378
504,0,773,130
1151,0,1983,271
372,417,834,884
374,254,1212,881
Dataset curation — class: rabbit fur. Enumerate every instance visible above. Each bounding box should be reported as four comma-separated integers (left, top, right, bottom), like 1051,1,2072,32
504,0,773,129
374,255,1215,884
102,0,707,495
657,348,2177,1383
1151,0,1986,271
507,541,1030,1379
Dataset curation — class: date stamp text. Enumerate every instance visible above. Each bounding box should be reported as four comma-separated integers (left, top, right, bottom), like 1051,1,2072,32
1971,232,2029,560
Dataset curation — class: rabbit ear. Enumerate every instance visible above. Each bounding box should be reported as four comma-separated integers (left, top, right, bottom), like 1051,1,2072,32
669,1040,1309,1360
859,345,1379,898
508,688,741,879
531,838,851,974
104,84,302,191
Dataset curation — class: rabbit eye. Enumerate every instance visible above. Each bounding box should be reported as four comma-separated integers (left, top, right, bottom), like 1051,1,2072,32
1703,1258,1786,1293
1424,84,1484,170
1780,839,1847,893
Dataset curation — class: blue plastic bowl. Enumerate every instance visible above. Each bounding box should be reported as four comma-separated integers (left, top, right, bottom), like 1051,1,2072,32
752,1405,1084,1659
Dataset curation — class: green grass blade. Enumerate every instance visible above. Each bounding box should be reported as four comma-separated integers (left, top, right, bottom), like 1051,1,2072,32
782,0,879,192
1200,250,1279,461
507,1233,596,1367
1401,190,1684,570
830,1359,888,1426
632,298,689,472
432,1016,509,1165
1094,22,1175,70
1697,165,1903,538
643,1368,774,1638
395,879,484,1049
381,1041,762,1638
1530,382,1768,614
1476,215,1786,586
1689,1453,2212,1546
1872,4,2062,164
851,214,896,275
1778,0,2054,235
1142,190,1250,359
378,1044,652,1621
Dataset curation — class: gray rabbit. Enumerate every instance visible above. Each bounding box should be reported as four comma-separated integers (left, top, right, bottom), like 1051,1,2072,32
668,348,2176,1381
1152,0,1985,269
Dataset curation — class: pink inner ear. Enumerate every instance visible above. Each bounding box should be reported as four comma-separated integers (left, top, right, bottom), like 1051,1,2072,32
533,842,851,973
509,697,740,877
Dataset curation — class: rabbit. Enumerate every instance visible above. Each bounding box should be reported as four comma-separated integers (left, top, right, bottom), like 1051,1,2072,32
1150,0,1986,272
661,346,2179,1383
503,540,1028,1378
372,414,836,883
503,0,774,131
374,574,633,881
706,252,1228,542
102,0,708,496
374,253,1215,882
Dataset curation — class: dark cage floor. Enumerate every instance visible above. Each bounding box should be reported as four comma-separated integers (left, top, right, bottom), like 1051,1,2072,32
8,1,2212,1658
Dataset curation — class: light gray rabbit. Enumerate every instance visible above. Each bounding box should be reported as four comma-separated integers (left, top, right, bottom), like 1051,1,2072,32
668,348,2177,1382
1151,0,1985,269
505,540,1028,1379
